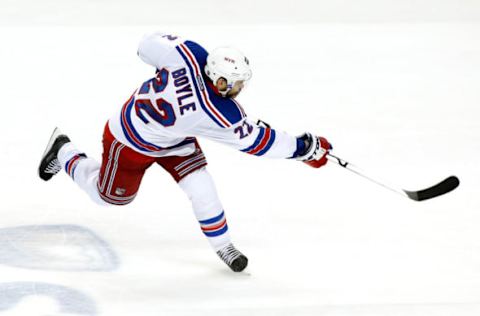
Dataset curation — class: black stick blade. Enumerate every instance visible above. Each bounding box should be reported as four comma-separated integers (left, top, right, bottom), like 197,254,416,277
404,176,460,201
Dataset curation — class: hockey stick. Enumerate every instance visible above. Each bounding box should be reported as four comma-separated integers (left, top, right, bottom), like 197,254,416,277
327,153,460,201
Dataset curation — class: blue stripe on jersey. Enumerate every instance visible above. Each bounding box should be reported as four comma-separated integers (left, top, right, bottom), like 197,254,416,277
120,99,153,152
241,128,265,153
121,97,163,152
199,211,225,225
175,46,225,128
203,84,245,125
183,41,208,65
182,41,246,126
256,129,276,156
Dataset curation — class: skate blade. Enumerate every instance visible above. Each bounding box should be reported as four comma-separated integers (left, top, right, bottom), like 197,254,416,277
38,127,63,179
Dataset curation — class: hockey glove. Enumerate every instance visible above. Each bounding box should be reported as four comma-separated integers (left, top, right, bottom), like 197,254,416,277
295,133,332,168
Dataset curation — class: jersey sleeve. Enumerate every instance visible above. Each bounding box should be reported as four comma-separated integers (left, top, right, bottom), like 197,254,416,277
137,32,185,69
194,116,302,159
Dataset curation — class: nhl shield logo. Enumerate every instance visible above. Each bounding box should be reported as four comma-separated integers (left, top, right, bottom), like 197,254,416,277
115,188,126,196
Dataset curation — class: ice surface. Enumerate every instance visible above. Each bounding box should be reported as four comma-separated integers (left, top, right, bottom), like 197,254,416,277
1,3,480,315
0,225,119,271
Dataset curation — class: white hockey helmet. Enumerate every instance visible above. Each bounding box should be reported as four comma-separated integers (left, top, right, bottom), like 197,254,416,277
205,46,252,96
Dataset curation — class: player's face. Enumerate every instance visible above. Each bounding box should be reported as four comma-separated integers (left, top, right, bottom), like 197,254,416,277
216,78,244,99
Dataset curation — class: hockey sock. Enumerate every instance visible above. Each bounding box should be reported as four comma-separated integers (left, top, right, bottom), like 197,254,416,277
58,143,108,206
64,153,87,180
198,210,230,250
179,167,232,251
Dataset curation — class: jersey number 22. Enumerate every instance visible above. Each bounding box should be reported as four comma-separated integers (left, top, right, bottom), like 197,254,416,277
135,68,176,127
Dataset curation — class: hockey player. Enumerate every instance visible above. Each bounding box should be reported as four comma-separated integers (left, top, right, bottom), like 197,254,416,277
38,33,332,272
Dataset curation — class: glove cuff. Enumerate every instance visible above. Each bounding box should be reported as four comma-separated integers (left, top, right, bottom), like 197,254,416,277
295,133,322,161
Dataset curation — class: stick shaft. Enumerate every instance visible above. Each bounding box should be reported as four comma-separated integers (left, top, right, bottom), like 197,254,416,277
327,153,407,198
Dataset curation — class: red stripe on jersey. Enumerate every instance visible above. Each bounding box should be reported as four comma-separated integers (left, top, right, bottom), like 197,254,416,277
247,128,272,155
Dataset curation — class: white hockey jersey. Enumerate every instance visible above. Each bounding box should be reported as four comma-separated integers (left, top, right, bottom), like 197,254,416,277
108,33,302,159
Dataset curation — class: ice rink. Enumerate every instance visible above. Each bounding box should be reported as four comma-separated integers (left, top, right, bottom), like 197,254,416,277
1,1,480,315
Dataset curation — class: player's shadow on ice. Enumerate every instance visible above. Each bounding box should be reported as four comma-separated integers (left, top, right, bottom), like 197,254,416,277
0,224,119,271
0,282,97,315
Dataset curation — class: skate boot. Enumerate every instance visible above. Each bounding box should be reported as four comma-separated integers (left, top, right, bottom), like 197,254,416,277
38,128,71,181
216,243,248,272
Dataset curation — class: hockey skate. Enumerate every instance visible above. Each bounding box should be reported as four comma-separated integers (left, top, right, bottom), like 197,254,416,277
216,243,248,272
38,128,71,181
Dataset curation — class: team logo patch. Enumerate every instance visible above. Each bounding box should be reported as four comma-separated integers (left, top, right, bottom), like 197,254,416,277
115,188,126,196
